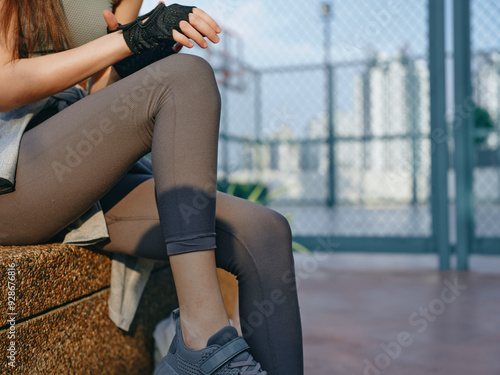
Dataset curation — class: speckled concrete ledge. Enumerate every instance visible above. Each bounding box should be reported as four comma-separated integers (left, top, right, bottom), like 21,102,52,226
0,254,178,374
0,244,113,321
0,244,238,374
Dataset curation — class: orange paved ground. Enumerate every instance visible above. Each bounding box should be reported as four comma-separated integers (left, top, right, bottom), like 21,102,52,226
297,253,500,375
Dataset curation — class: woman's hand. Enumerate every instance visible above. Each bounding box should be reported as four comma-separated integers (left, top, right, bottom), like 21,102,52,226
173,7,221,49
103,2,221,53
104,5,184,53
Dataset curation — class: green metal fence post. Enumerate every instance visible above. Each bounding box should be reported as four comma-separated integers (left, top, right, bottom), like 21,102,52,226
221,86,229,177
429,0,450,271
409,58,419,207
321,3,336,207
453,0,474,270
254,71,263,176
327,64,336,207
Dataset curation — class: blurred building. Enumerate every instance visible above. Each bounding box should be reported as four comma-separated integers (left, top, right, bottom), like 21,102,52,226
230,51,500,205
345,52,431,204
230,51,433,204
353,52,430,172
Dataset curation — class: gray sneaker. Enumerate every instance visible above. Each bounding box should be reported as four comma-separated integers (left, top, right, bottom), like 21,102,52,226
153,309,267,375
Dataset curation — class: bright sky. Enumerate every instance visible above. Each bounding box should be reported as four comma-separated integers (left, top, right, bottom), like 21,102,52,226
140,0,430,69
138,0,500,138
140,0,500,66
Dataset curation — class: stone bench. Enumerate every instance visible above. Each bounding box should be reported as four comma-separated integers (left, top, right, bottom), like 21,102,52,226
0,244,238,374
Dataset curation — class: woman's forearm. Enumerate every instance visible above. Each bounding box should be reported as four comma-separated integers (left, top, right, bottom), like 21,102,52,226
88,0,143,94
0,32,131,112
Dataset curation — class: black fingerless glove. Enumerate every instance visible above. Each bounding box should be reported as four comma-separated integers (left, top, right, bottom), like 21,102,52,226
117,3,195,54
112,41,177,78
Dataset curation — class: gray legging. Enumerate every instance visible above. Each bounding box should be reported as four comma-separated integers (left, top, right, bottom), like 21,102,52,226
0,54,303,374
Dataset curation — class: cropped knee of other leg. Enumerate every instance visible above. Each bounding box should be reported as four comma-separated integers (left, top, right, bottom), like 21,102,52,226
228,201,294,264
260,208,294,262
261,208,293,244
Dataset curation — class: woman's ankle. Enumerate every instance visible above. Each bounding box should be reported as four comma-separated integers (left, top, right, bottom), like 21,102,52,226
180,312,230,350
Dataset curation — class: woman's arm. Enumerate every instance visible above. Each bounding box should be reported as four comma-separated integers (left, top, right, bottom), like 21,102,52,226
0,1,220,112
88,0,144,93
0,0,133,112
0,33,131,112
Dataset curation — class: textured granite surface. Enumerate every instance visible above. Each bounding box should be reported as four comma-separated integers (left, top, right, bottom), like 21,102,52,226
0,243,238,374
0,244,112,321
0,265,178,374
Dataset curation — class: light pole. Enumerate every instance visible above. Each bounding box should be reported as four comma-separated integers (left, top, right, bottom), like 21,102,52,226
321,2,336,207
321,2,333,64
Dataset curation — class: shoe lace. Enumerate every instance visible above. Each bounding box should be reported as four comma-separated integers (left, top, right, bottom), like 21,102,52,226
228,354,267,375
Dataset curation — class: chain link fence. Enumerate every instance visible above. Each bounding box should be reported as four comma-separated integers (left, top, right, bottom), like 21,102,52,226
471,0,500,238
188,0,500,246
173,0,500,256
192,0,432,240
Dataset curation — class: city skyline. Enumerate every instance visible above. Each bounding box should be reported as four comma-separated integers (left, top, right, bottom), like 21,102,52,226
226,49,500,206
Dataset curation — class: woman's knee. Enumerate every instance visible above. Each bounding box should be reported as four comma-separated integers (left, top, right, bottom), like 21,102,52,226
135,54,221,145
154,54,219,92
241,205,293,261
215,196,295,278
146,54,221,120
169,54,216,78
243,207,295,282
263,208,293,245
217,195,292,252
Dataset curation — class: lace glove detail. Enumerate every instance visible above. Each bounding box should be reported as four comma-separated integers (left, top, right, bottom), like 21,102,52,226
116,3,195,54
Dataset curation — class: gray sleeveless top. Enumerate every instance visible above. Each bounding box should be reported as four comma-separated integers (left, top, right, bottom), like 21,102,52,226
61,0,115,48
30,0,115,55
0,1,155,331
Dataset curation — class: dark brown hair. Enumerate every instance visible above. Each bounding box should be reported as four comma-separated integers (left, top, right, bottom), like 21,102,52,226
0,0,72,58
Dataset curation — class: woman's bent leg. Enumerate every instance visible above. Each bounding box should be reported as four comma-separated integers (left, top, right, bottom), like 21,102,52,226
0,52,231,352
99,174,230,351
0,54,220,249
98,179,303,374
214,193,304,375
